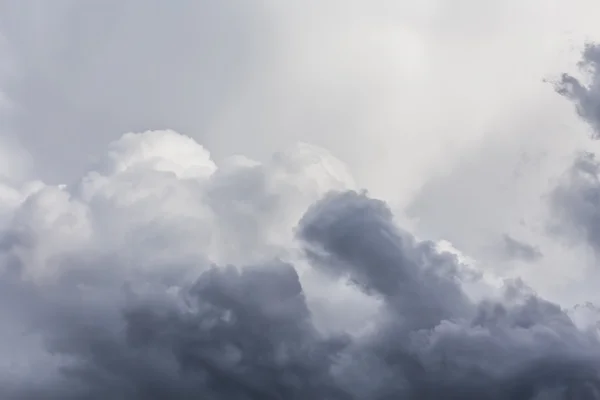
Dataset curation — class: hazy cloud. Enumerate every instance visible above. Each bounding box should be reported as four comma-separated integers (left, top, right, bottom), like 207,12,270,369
551,152,600,256
2,2,600,399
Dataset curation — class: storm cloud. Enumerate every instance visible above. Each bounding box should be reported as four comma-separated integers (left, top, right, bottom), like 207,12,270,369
0,131,596,399
2,2,600,400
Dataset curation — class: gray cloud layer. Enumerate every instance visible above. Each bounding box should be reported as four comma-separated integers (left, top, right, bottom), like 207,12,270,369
1,153,600,398
2,3,600,400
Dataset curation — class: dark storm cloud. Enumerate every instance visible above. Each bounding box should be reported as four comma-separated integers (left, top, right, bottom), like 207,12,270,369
4,189,600,399
556,44,600,137
298,191,600,399
34,263,349,399
298,190,472,330
1,3,600,399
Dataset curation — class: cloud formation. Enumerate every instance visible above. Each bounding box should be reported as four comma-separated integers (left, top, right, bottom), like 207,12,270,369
0,131,598,399
557,44,600,137
2,2,600,399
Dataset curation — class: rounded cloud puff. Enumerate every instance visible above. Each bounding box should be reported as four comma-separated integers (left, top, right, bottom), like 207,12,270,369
0,130,355,282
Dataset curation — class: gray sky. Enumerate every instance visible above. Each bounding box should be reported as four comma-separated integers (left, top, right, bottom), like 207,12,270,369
2,1,600,398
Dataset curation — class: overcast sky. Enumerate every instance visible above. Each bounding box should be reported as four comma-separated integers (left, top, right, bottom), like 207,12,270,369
2,1,600,398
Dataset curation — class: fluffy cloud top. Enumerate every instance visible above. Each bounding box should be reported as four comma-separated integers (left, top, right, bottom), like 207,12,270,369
0,129,597,399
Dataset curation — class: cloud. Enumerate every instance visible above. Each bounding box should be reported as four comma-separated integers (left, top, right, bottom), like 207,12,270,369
552,45,600,260
3,2,600,399
404,36,600,303
550,152,600,253
2,0,599,204
556,44,600,137
0,130,599,398
0,129,356,398
500,235,543,263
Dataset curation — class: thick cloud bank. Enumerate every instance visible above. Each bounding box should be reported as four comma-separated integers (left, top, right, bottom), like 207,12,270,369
0,130,600,399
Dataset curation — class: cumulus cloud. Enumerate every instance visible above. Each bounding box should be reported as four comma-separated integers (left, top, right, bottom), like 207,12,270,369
537,52,600,346
0,130,598,399
3,2,600,399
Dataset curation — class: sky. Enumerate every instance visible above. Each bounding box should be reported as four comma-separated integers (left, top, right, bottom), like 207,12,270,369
2,1,600,398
